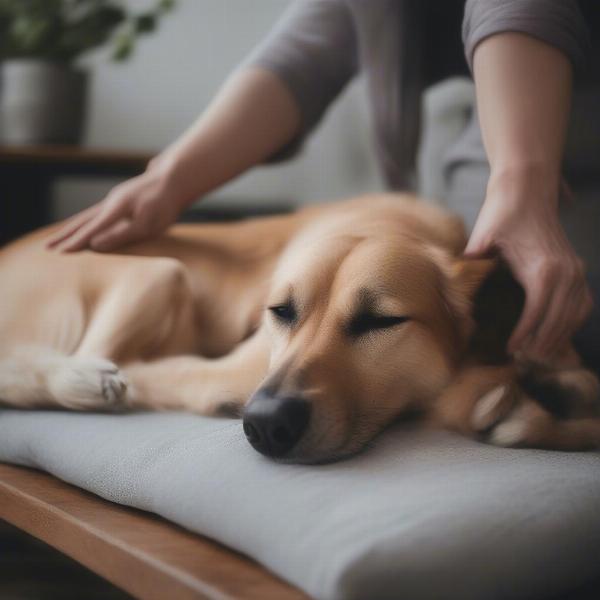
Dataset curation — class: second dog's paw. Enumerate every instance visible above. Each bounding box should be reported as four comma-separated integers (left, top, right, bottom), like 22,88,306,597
49,357,130,411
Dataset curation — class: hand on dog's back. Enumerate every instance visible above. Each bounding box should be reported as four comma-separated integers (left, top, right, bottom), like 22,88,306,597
47,168,182,253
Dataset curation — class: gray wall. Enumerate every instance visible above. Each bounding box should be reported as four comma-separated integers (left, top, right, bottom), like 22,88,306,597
54,0,382,220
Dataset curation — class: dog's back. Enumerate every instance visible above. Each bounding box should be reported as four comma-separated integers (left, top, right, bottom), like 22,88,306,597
0,193,465,353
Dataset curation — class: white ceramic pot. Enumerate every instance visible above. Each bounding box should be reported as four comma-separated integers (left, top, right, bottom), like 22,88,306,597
0,59,88,145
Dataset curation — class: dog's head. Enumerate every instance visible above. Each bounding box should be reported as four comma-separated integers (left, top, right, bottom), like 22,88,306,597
243,205,492,463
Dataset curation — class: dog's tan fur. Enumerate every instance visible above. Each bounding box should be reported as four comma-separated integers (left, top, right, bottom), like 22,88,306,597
1,194,598,462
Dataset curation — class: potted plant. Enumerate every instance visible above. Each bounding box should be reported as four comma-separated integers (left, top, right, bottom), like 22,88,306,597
0,0,175,145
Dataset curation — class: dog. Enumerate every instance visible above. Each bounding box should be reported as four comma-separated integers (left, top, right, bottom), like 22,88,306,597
1,194,599,463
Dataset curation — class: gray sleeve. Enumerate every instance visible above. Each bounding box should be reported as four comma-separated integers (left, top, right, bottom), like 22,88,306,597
242,0,358,161
462,0,590,73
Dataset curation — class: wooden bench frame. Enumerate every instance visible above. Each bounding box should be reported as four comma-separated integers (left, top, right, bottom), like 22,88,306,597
0,464,308,599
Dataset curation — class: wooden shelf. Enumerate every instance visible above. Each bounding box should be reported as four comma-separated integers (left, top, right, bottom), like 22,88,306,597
0,144,156,244
0,144,154,171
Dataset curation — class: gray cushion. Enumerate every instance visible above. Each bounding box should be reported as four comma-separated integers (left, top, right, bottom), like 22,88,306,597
0,410,599,600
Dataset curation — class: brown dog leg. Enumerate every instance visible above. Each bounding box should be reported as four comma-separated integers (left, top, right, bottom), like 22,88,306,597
123,327,270,415
75,257,198,364
432,362,600,450
431,364,518,437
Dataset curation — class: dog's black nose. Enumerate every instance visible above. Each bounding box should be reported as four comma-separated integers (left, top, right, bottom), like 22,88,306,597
243,393,310,458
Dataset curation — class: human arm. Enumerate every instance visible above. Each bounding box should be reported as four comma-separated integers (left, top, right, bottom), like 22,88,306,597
49,67,301,251
49,0,357,252
463,2,592,360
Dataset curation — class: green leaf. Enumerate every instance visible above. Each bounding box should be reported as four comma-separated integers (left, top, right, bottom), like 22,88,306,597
56,5,126,61
0,0,176,62
112,32,133,61
135,13,156,34
10,14,58,55
158,0,175,13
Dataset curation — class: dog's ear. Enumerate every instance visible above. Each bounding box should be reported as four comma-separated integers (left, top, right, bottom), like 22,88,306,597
444,257,497,324
450,257,496,300
426,245,497,318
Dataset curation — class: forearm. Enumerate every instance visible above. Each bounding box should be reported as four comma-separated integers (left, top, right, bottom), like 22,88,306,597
151,67,301,209
473,32,572,198
468,32,592,358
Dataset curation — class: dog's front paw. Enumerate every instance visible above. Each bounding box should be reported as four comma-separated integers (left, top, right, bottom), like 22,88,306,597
470,383,517,435
48,357,131,411
470,382,542,448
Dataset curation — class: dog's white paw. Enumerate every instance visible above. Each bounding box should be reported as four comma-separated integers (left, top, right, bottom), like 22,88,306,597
48,357,130,411
470,383,541,448
470,383,519,434
488,405,530,447
471,385,508,432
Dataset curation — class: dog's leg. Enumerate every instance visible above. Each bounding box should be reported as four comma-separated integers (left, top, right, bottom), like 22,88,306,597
502,353,600,450
0,258,199,412
75,257,197,364
0,345,129,410
481,395,600,451
431,364,518,436
432,363,600,450
123,327,270,415
517,354,600,419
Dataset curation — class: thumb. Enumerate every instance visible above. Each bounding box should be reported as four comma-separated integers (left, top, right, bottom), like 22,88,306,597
90,220,141,252
464,230,492,258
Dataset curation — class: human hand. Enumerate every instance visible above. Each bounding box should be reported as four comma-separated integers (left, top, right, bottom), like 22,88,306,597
465,173,593,361
47,162,187,252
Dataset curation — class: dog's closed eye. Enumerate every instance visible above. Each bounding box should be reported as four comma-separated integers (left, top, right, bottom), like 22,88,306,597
347,313,409,337
268,302,297,325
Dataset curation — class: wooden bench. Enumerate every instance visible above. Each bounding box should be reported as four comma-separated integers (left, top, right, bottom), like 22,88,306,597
0,463,308,599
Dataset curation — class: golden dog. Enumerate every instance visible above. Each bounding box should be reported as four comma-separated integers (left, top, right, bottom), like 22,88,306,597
1,194,598,463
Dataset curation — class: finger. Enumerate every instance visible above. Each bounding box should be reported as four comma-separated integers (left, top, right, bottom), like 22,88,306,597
560,178,575,205
89,219,141,252
58,202,129,253
464,232,494,258
508,279,552,355
525,282,571,360
46,204,100,248
548,282,593,352
533,261,593,357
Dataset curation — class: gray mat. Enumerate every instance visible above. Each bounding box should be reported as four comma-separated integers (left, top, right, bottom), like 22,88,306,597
0,410,599,600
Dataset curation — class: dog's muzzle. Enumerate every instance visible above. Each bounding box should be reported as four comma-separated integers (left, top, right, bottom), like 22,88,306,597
243,391,310,458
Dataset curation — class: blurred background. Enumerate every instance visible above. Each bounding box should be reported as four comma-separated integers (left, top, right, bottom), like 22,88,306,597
64,0,382,215
0,0,384,228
